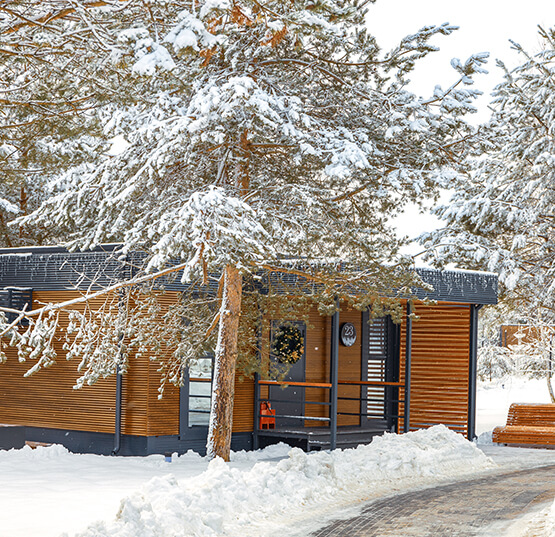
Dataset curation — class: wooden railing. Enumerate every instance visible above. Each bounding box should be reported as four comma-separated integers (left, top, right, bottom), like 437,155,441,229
258,380,332,388
254,378,406,430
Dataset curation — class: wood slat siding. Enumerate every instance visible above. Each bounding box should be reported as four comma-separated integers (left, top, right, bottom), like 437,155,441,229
400,303,471,435
138,291,254,436
0,289,257,438
0,291,118,433
142,292,180,437
304,308,331,426
145,358,180,436
337,309,362,427
0,290,182,437
232,376,254,432
0,293,475,440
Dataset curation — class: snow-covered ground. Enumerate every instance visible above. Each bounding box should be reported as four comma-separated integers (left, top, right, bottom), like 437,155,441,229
518,500,555,537
1,426,493,537
476,377,555,537
1,378,554,537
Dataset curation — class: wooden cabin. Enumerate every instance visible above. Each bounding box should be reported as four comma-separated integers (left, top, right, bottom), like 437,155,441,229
0,246,497,454
499,324,555,347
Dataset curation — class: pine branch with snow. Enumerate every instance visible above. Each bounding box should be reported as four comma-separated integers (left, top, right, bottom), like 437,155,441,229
421,26,555,313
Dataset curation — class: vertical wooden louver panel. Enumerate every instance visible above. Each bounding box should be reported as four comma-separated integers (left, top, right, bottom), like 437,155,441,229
399,303,471,435
366,317,388,418
232,375,255,432
304,307,331,426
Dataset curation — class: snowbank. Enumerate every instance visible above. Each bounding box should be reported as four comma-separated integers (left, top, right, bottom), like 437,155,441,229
547,501,555,534
518,498,555,537
72,425,493,537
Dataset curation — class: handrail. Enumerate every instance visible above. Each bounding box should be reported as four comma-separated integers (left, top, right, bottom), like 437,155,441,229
258,380,332,388
338,380,405,387
265,414,330,422
258,380,403,388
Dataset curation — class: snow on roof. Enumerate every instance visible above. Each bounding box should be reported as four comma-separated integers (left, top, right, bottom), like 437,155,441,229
0,246,498,304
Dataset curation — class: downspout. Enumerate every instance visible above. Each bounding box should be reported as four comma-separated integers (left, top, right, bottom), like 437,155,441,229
253,372,260,451
112,364,123,455
403,301,412,433
329,300,340,450
112,261,130,456
467,304,483,441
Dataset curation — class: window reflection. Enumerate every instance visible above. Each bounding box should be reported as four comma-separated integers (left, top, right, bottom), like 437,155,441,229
188,356,213,427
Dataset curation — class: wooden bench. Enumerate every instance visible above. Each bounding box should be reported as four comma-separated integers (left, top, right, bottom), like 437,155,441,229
25,441,52,449
493,403,555,447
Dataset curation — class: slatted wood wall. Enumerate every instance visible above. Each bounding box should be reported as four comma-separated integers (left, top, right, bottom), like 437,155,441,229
0,291,119,433
232,376,255,432
304,308,331,426
399,303,471,435
0,294,474,439
0,289,261,438
138,291,254,435
139,291,180,437
336,309,362,427
0,290,183,437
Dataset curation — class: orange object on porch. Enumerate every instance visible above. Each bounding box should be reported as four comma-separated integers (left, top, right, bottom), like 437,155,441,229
259,401,276,429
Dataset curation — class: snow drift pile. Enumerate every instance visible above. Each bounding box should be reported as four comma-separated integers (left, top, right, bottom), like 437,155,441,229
521,498,555,537
73,425,493,537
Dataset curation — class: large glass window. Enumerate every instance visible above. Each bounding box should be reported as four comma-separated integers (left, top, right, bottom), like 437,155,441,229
188,356,213,427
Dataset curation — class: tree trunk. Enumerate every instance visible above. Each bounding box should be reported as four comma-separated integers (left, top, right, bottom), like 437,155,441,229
548,346,555,403
548,375,555,404
206,263,243,460
206,128,249,460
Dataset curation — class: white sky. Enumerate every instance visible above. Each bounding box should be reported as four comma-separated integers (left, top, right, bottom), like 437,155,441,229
368,1,555,254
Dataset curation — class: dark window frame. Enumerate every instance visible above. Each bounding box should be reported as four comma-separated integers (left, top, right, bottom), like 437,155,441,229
0,287,33,326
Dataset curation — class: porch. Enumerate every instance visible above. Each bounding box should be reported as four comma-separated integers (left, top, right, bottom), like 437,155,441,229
253,308,413,452
253,379,406,451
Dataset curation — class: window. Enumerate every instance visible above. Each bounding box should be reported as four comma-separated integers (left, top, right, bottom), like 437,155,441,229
0,287,32,325
188,356,213,427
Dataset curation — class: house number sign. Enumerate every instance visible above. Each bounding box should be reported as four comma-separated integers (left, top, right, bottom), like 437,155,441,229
340,322,357,347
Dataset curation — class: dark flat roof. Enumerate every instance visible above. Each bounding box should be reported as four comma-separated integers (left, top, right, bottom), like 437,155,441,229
0,246,497,305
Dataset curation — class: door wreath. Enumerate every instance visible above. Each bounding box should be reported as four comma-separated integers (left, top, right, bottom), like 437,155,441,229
271,322,304,365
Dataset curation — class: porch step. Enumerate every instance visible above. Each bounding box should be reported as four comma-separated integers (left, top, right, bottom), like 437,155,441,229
306,430,385,451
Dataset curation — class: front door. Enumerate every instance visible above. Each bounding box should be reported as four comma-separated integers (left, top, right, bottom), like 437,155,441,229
268,321,306,429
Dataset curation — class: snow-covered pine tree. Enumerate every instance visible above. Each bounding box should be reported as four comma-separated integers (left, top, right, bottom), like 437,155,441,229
421,26,555,315
2,0,487,459
500,322,555,403
0,0,113,246
476,304,515,382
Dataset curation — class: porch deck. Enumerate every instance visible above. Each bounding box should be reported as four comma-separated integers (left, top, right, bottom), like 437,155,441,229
256,423,390,452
